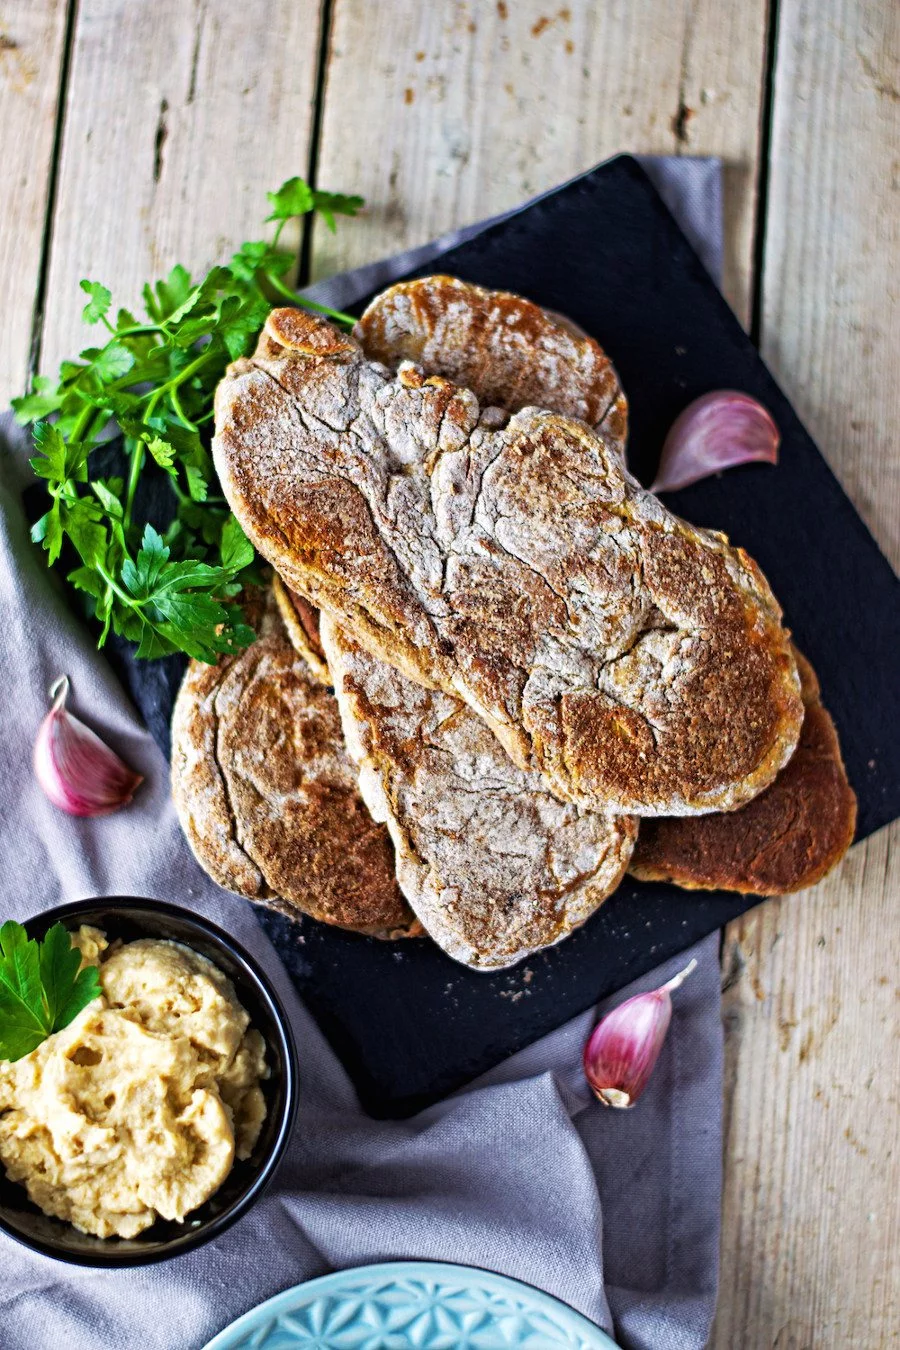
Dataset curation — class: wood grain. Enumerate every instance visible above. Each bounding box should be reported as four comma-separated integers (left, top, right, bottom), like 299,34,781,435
313,0,770,323
714,834,900,1348
713,1,900,1344
0,0,68,406
38,0,323,381
761,0,900,570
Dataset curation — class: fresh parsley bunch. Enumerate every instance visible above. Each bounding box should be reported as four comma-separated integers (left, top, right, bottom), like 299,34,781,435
14,178,363,663
0,922,103,1062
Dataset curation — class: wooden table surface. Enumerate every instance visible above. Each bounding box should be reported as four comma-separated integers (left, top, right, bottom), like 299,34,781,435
1,2,897,1344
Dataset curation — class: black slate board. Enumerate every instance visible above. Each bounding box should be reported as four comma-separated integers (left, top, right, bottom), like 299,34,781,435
96,156,900,1117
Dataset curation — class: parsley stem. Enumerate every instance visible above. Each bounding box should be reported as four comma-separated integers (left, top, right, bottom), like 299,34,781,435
143,347,215,419
170,385,198,431
299,296,358,327
70,403,96,444
265,273,357,328
176,347,216,385
112,324,166,339
123,439,145,529
95,562,138,607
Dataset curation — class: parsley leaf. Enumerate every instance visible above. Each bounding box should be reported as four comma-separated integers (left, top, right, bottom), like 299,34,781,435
220,515,255,572
87,341,135,382
265,176,315,222
144,263,195,322
39,924,104,1033
12,376,65,423
266,177,364,233
31,505,63,563
23,175,363,664
0,922,44,1015
62,497,108,568
0,922,102,1063
309,190,365,233
121,523,170,597
145,434,178,476
30,420,88,485
80,279,112,325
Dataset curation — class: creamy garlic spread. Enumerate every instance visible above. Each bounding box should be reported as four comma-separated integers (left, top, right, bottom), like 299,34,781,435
0,926,268,1239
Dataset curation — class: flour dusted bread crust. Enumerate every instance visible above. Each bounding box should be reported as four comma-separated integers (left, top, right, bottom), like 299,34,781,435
629,650,857,894
214,307,802,817
282,576,851,898
320,614,636,970
271,571,330,685
355,275,629,454
171,585,417,937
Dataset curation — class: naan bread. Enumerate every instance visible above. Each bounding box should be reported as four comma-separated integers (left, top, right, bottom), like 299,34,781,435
355,274,628,454
171,586,417,937
214,307,802,816
629,650,856,893
320,614,636,969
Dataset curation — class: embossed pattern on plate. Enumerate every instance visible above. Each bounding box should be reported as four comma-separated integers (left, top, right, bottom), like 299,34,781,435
202,1260,617,1348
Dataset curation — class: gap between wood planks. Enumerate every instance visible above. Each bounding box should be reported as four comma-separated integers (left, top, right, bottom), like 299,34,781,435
750,0,782,346
298,0,336,289
26,0,78,390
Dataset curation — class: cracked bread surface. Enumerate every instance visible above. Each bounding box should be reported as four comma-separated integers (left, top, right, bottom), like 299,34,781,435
320,613,636,970
354,275,628,455
629,650,857,894
213,306,803,817
283,580,854,900
170,585,417,937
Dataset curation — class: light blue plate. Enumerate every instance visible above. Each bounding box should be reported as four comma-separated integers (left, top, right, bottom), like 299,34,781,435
203,1260,618,1349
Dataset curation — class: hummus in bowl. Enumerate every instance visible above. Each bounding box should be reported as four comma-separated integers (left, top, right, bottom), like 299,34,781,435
0,898,297,1266
0,927,268,1239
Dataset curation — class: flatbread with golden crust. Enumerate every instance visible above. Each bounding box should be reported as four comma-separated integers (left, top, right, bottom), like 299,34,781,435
171,586,418,937
320,614,636,970
629,650,857,894
214,308,802,817
355,275,628,454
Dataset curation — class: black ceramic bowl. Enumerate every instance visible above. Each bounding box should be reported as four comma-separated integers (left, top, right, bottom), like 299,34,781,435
0,897,298,1266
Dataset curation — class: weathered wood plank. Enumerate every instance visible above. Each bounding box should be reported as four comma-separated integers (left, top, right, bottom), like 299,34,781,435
38,0,324,381
714,835,900,1348
313,0,771,324
713,1,900,1344
761,0,900,570
0,0,69,406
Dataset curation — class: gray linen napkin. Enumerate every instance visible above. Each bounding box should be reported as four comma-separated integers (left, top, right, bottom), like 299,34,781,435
0,157,723,1350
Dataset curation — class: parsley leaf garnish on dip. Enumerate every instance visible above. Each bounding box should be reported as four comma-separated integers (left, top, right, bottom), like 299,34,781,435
0,921,102,1061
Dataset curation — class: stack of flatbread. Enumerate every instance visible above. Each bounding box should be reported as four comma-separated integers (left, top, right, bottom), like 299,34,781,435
171,278,856,970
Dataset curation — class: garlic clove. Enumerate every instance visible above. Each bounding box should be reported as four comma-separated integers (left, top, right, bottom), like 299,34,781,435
33,676,143,817
651,390,779,494
583,957,697,1108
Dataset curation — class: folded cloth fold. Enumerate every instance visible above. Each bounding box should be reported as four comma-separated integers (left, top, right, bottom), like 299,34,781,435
0,155,724,1350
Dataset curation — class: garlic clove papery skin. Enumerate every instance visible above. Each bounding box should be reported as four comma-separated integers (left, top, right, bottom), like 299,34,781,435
33,676,143,817
651,391,779,494
583,958,697,1108
584,990,673,1108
